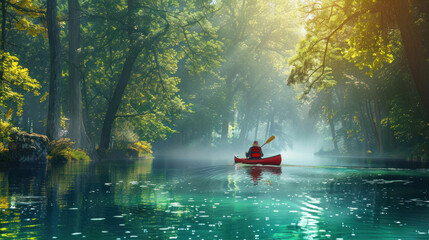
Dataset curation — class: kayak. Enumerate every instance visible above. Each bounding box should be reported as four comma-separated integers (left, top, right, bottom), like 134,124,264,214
234,154,282,165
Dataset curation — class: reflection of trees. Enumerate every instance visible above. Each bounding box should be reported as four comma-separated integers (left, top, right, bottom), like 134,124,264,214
0,166,49,239
0,160,92,238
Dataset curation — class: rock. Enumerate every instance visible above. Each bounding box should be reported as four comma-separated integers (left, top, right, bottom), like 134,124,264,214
9,132,49,165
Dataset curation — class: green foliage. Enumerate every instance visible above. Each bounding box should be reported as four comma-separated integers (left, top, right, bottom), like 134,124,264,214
171,0,303,146
47,138,89,163
69,149,90,161
47,138,75,163
385,99,429,159
288,0,409,91
128,141,153,156
0,51,40,116
0,119,19,146
8,0,45,36
79,0,220,145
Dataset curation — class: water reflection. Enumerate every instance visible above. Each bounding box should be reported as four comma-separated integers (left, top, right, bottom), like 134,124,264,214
235,165,282,185
0,158,428,239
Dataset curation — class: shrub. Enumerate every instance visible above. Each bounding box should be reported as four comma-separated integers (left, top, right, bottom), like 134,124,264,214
47,138,89,163
128,141,153,157
0,119,18,146
47,138,74,163
70,149,90,161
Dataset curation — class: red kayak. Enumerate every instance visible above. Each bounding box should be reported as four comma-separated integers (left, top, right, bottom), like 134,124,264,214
234,154,282,165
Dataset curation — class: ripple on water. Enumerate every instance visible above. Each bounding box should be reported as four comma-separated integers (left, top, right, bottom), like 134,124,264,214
2,161,429,240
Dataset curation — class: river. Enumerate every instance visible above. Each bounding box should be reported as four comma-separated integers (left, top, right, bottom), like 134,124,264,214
0,155,428,239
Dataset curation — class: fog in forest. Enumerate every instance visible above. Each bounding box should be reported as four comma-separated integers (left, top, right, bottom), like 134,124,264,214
1,1,429,239
1,0,428,163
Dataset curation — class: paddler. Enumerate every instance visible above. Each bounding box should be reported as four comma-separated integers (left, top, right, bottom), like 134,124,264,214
246,140,264,159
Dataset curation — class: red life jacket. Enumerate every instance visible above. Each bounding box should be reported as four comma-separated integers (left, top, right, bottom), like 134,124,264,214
250,146,261,158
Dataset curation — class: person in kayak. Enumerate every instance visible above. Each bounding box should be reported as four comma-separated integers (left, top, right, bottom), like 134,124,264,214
246,140,264,159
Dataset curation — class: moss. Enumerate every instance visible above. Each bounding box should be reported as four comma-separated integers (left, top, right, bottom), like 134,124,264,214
48,138,90,163
69,149,90,161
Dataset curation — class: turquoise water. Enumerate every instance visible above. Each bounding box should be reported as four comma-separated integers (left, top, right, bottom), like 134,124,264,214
1,157,429,239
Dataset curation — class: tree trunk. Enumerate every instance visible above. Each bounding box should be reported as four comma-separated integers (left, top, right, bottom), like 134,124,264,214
374,100,383,153
99,46,143,150
254,116,259,141
238,97,251,144
99,0,141,151
268,111,275,137
46,0,62,141
68,0,88,148
220,114,229,143
358,104,370,153
365,97,383,153
265,108,274,140
98,0,169,151
220,77,233,143
393,0,429,113
328,119,339,152
82,73,92,140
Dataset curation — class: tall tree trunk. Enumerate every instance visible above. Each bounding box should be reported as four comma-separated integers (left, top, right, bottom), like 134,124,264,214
358,104,370,154
393,0,429,113
82,74,92,139
265,108,274,140
238,97,251,144
254,116,259,141
46,0,62,141
374,100,384,153
220,77,233,143
98,0,169,151
365,97,383,153
68,0,88,148
268,111,275,137
328,119,339,152
99,0,139,151
99,46,143,150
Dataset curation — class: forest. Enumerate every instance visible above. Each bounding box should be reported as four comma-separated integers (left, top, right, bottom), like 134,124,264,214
0,0,428,161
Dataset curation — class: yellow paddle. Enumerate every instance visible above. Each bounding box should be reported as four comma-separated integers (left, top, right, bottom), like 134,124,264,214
261,135,275,148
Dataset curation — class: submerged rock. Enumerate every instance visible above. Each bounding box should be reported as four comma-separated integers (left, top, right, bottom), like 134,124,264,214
9,132,49,164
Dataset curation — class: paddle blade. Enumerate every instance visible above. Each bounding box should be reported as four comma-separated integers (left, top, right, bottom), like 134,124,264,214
261,135,275,147
265,135,275,144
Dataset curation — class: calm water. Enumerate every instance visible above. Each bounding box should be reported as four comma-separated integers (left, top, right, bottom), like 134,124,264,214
1,156,429,239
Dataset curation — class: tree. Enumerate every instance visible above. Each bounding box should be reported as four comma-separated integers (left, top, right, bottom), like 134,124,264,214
76,0,220,151
0,0,43,118
214,0,302,143
288,0,429,113
68,0,89,148
0,51,40,116
46,0,62,140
